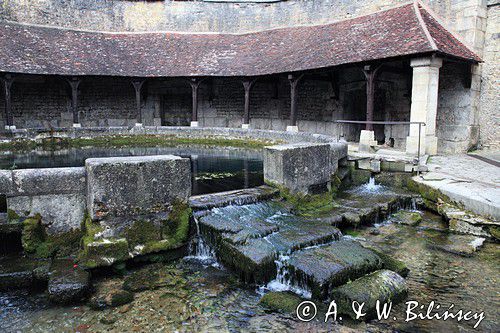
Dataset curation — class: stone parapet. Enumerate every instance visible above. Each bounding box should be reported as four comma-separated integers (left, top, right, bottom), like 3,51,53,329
264,143,333,194
86,155,191,220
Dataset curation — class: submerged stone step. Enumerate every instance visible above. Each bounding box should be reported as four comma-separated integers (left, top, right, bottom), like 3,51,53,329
189,185,279,210
331,269,408,319
0,256,49,291
288,240,383,299
48,259,91,304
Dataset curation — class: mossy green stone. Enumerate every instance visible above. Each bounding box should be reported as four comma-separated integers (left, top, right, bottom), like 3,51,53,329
259,292,303,314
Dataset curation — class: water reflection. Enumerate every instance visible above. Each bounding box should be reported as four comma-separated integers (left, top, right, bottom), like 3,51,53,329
0,146,264,195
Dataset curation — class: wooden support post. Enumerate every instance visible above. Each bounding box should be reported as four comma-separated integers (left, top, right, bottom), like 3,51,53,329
188,78,203,127
66,77,81,126
242,77,257,127
1,74,14,129
362,65,381,131
131,80,145,125
288,73,304,129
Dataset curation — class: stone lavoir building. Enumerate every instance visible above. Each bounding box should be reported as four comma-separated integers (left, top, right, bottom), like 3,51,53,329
0,0,497,154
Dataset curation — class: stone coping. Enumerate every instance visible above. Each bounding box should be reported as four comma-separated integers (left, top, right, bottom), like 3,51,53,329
5,126,344,146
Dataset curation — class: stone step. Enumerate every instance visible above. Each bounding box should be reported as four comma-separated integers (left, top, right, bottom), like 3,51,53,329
189,185,279,210
287,240,383,299
48,259,91,304
0,256,49,291
331,269,408,319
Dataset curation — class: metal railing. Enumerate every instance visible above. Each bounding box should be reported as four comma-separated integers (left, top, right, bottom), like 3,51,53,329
335,120,426,172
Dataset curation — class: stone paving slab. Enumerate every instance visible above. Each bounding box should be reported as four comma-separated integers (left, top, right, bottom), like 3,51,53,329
288,240,383,299
414,154,500,220
189,185,279,210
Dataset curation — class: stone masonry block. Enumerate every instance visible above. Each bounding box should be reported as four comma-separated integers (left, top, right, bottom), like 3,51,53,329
86,155,191,220
11,167,86,196
264,143,332,194
0,170,13,195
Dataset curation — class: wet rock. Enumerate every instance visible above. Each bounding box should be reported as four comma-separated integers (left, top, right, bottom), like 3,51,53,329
331,269,407,320
189,185,279,210
123,264,186,292
428,235,486,257
362,246,409,277
0,256,45,290
392,211,422,226
80,238,130,268
48,259,90,304
288,240,383,299
259,291,303,314
89,280,134,310
218,238,277,283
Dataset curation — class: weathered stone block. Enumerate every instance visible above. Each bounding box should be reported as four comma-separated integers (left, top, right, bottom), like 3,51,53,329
8,193,86,234
11,167,86,196
264,143,332,194
86,155,191,220
0,170,13,195
330,270,407,319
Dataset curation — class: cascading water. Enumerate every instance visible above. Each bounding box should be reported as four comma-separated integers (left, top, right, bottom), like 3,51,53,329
186,214,220,267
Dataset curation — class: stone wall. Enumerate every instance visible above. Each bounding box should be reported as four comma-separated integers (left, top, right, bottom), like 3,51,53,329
479,4,499,149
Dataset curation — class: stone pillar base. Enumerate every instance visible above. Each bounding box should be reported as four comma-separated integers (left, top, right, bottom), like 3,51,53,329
359,130,377,152
241,123,250,129
406,135,438,155
72,123,81,128
286,125,299,132
190,121,199,127
134,123,143,127
406,136,424,155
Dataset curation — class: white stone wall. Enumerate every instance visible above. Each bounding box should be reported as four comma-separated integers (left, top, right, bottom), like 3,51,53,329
479,4,499,149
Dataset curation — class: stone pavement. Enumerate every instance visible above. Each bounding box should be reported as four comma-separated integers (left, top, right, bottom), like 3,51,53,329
413,153,500,220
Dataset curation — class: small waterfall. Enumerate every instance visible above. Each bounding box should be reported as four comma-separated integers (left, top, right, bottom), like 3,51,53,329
186,215,219,267
261,253,312,299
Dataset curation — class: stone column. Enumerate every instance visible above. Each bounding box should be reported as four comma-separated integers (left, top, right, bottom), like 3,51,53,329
131,80,145,127
241,78,257,129
1,74,14,130
406,57,443,155
66,77,81,128
287,74,304,132
359,65,381,152
188,78,203,127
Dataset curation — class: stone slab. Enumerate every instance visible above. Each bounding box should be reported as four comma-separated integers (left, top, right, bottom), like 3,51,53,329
48,259,90,304
86,155,191,220
331,269,407,319
0,170,13,195
288,240,383,299
189,185,279,210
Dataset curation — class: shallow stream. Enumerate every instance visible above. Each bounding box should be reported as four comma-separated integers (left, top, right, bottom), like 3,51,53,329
0,183,498,332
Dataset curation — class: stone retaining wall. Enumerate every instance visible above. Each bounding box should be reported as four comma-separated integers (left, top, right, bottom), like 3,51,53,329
1,128,347,235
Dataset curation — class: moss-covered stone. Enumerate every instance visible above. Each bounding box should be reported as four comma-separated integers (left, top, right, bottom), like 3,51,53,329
489,226,500,241
279,188,336,218
122,263,186,292
21,214,46,254
331,270,408,320
259,292,303,314
80,238,130,268
159,200,191,250
392,211,422,226
7,209,20,222
364,247,409,278
125,219,162,248
0,135,274,152
350,169,372,186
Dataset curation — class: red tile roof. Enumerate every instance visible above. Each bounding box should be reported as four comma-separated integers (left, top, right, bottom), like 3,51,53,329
0,3,480,77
